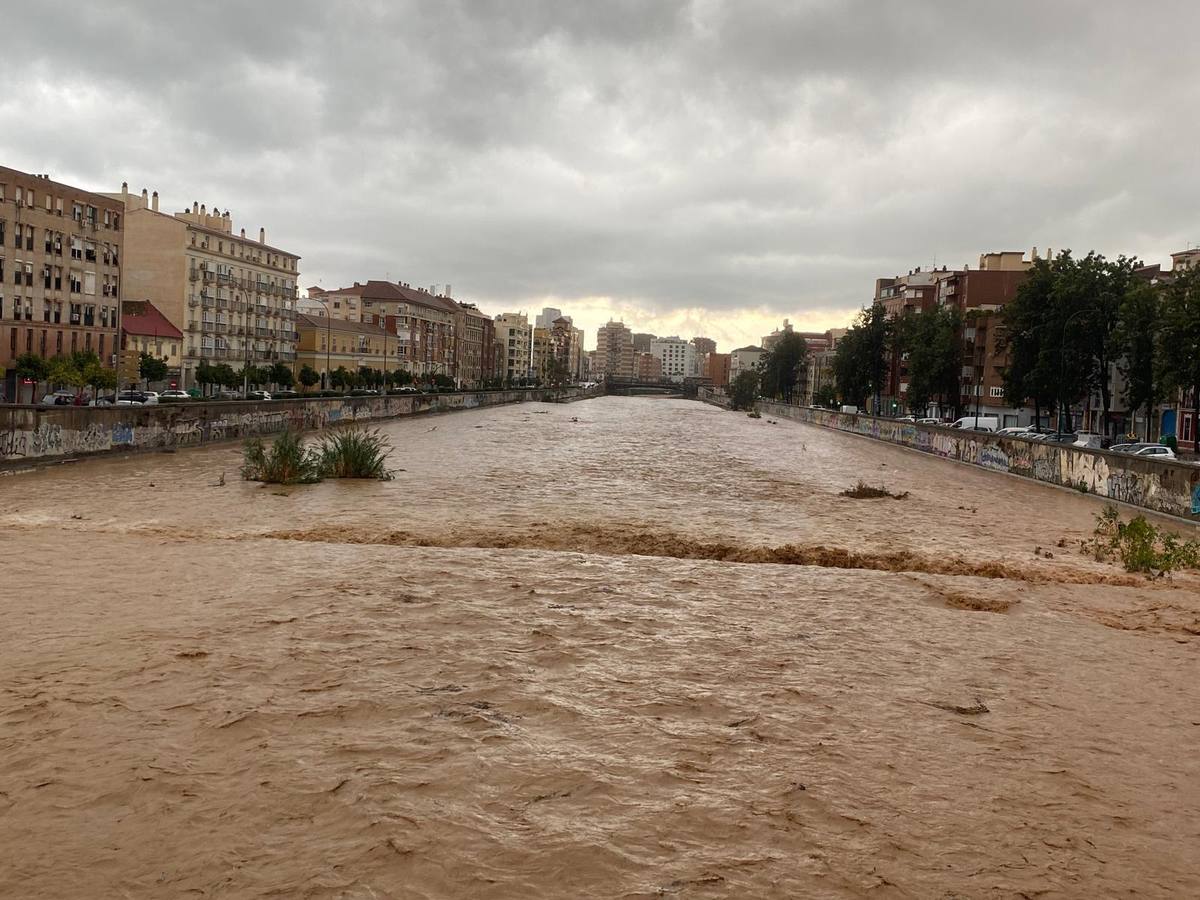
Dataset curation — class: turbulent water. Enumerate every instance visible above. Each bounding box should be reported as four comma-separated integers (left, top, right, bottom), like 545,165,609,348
2,396,1199,898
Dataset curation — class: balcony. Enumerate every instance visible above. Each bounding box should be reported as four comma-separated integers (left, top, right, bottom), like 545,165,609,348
214,323,228,334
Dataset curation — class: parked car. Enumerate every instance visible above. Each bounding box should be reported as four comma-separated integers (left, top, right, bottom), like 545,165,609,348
91,394,117,407
216,389,241,400
995,426,1031,437
396,386,420,394
1132,444,1176,460
40,391,76,406
1072,433,1104,449
142,391,160,402
348,389,379,396
950,416,1000,432
1044,432,1078,444
1109,443,1134,453
916,417,941,426
243,390,272,401
271,390,299,399
159,390,191,401
113,390,154,406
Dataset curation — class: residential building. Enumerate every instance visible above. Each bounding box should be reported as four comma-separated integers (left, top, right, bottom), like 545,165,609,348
306,284,360,320
729,345,765,381
595,320,635,378
495,312,532,383
803,329,845,405
295,312,390,387
631,332,655,353
455,302,495,387
531,326,553,382
549,316,583,381
635,352,663,382
1169,248,1199,274
650,335,696,383
111,186,299,390
120,299,183,382
704,352,731,387
319,281,456,381
1,167,123,401
535,307,563,330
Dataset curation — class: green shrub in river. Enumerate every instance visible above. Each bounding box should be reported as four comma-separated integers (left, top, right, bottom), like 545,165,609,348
1086,505,1200,576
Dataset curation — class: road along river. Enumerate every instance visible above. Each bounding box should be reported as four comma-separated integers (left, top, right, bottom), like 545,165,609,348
2,396,1198,898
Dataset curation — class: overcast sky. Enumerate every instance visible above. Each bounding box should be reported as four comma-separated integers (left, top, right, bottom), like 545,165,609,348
4,1,1198,350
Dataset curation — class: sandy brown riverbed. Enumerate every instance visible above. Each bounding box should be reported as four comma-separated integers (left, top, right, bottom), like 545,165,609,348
2,397,1198,898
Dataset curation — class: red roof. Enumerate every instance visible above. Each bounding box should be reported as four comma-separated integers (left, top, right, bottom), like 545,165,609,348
122,302,183,340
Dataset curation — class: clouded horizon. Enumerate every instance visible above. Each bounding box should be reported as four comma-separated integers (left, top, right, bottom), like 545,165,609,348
4,1,1198,351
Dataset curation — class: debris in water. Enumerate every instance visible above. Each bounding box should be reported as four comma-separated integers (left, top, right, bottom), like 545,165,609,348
922,698,990,716
840,481,909,500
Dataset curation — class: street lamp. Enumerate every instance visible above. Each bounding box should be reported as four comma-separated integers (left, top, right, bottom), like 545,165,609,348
307,296,333,390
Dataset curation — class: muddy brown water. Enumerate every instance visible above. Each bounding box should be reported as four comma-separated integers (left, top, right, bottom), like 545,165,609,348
2,397,1198,898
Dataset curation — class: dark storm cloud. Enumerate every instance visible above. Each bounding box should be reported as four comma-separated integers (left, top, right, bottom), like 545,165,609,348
3,0,1198,346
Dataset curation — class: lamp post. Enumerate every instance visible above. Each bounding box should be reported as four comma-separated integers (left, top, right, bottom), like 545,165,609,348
307,296,333,390
1056,307,1094,439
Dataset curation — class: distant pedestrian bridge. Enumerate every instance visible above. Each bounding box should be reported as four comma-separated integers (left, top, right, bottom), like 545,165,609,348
605,379,683,398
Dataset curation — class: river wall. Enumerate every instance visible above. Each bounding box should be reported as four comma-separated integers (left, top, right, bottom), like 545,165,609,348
1,388,595,469
759,401,1200,521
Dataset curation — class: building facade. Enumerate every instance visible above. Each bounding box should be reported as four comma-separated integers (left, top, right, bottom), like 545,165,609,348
455,301,494,387
1,167,124,401
729,345,765,381
495,312,532,383
295,312,391,386
121,299,183,383
703,352,731,387
650,336,696,383
595,320,635,378
113,187,299,391
635,352,663,382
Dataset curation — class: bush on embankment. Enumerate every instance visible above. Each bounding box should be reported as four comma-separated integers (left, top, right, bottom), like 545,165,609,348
242,427,393,484
1086,505,1200,576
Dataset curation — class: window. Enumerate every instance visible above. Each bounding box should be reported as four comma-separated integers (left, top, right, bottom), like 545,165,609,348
70,237,82,260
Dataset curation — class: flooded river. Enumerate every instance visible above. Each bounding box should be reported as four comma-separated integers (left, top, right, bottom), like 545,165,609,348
2,396,1198,898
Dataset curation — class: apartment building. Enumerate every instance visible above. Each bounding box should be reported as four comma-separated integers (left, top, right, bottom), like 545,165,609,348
112,187,299,390
729,345,764,381
531,326,552,382
631,332,655,353
495,312,532,383
455,302,495,388
594,320,635,378
535,307,563,330
0,167,124,401
703,352,731,387
317,281,456,381
635,352,663,381
549,316,583,381
650,336,696,383
295,312,391,386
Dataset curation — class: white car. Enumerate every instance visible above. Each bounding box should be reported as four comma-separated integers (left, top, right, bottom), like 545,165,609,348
40,391,76,406
159,390,191,400
1133,444,1176,460
995,426,1030,437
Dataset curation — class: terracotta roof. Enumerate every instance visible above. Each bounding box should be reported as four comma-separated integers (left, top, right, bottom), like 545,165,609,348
322,280,461,313
295,312,387,335
122,302,183,340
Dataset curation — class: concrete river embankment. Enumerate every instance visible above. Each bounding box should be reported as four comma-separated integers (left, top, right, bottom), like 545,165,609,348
0,387,597,469
759,400,1200,521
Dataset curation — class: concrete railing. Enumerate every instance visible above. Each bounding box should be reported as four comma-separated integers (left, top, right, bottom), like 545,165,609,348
759,401,1200,521
1,387,599,469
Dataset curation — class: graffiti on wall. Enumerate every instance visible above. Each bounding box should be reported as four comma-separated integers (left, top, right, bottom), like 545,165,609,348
1,389,561,467
760,401,1198,520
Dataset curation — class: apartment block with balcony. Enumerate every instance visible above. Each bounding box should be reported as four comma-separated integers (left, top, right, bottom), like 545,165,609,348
295,312,391,387
109,186,300,389
0,167,123,401
594,320,635,379
495,312,532,383
455,302,495,388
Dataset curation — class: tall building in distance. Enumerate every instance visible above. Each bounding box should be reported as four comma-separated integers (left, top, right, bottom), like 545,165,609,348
549,315,583,381
631,332,655,353
113,186,300,390
535,307,563,330
650,335,696,383
1,167,124,401
495,312,532,383
594,320,635,378
455,301,495,388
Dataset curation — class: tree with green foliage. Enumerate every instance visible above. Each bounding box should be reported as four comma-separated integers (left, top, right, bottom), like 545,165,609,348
832,328,871,409
196,360,215,396
330,366,350,392
1003,254,1064,428
14,353,49,400
139,352,169,385
392,368,413,386
728,370,759,410
268,362,294,389
213,363,239,391
298,364,320,392
814,383,837,408
897,304,962,417
1156,266,1200,445
1116,280,1161,440
758,332,808,404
